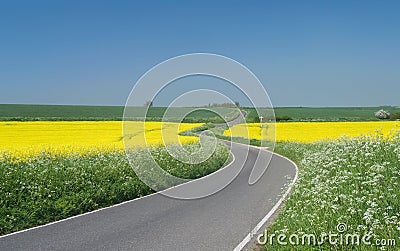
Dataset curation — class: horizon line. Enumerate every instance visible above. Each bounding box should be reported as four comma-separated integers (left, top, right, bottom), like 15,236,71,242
0,103,399,109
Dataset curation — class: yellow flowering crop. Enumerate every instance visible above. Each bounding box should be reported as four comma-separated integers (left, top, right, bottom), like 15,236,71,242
0,121,201,159
224,121,400,143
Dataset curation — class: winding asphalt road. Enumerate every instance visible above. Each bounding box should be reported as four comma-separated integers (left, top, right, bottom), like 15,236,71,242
214,110,247,128
0,112,297,251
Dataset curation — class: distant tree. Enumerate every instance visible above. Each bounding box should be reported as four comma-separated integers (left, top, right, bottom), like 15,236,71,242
374,109,390,120
235,101,240,107
208,102,237,108
276,115,293,121
144,100,153,108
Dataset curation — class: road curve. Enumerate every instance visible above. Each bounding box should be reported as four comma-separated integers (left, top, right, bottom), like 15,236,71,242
214,110,247,128
0,142,297,251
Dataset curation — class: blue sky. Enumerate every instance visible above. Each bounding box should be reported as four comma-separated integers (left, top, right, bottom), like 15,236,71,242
0,0,399,107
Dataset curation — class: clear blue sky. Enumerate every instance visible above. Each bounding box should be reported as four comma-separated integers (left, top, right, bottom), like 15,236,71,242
0,0,399,107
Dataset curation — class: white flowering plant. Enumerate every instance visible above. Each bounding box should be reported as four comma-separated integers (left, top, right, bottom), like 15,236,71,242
266,131,400,250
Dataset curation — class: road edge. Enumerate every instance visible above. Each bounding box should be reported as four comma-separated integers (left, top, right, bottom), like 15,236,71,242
232,148,299,251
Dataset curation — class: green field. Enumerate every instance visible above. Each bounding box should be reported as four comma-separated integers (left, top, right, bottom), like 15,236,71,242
1,104,399,122
244,106,400,122
0,104,123,121
0,104,239,123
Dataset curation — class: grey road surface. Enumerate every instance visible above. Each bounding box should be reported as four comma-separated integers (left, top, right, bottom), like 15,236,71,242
0,142,296,251
214,110,247,128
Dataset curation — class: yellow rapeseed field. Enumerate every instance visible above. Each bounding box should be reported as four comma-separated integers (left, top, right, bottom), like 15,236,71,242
224,121,400,143
0,121,201,158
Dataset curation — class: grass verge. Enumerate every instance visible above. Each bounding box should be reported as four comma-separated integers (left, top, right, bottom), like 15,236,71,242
0,142,230,235
261,133,400,250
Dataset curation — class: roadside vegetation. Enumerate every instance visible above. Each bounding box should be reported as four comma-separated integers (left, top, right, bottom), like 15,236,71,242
178,123,215,136
0,142,230,235
262,132,399,250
